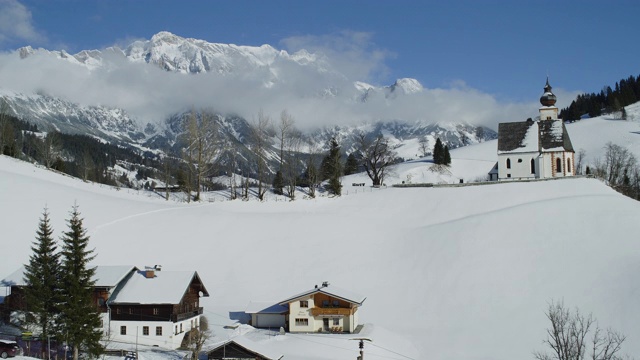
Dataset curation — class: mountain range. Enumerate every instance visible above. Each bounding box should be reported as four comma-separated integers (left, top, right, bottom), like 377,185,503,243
1,31,496,174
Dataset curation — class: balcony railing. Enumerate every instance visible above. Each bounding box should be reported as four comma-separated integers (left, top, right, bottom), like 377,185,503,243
310,307,352,316
172,307,203,322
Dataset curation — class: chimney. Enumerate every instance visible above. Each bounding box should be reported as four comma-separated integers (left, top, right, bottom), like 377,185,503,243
144,266,156,279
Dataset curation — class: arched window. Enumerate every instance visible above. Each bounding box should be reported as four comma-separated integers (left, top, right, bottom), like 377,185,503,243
567,158,571,172
530,159,535,174
556,158,562,173
506,158,511,169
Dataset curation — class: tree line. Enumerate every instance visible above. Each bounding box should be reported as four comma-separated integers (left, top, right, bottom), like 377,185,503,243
560,74,640,121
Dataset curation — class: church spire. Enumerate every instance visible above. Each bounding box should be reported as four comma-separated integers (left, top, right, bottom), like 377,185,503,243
540,77,557,107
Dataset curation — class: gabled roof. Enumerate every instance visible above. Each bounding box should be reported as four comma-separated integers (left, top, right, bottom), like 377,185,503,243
1,265,136,288
108,270,209,305
206,337,283,360
497,121,538,154
245,301,288,314
278,284,366,306
498,120,574,154
539,120,574,152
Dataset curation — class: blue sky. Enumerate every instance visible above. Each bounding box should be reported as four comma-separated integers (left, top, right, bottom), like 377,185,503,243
0,0,639,125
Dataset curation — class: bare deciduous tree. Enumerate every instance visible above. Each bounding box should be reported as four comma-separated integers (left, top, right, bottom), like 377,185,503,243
39,131,61,168
182,316,211,360
534,300,626,360
418,135,429,158
249,110,272,200
355,132,397,186
277,109,294,168
183,110,219,201
576,149,586,175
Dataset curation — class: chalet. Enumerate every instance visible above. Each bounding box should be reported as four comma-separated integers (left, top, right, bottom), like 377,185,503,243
490,79,575,181
277,282,365,333
206,337,283,360
1,265,209,350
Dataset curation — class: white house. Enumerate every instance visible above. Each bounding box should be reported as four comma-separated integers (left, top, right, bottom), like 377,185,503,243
105,266,210,349
491,79,575,181
1,265,209,350
277,282,366,333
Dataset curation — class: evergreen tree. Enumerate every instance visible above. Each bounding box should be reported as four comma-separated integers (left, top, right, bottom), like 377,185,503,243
322,138,342,195
272,170,284,195
344,153,359,175
23,208,62,357
433,138,445,165
621,107,627,120
58,205,103,360
443,145,451,165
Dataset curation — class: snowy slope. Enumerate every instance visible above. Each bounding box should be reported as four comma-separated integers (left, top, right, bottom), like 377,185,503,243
1,149,640,360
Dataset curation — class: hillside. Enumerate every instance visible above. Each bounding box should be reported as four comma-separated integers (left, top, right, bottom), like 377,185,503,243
2,109,640,360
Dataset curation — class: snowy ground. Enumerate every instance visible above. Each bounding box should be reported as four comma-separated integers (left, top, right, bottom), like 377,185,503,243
2,105,640,360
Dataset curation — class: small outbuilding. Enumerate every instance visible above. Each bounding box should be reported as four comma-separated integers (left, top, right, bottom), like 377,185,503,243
206,338,283,360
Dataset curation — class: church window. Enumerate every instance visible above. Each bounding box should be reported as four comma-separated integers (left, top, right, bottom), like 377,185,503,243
530,159,535,174
518,158,522,163
556,158,562,173
567,158,571,172
507,174,511,178
506,158,511,169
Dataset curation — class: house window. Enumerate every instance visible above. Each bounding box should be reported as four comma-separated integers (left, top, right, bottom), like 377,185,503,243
120,326,126,335
556,158,562,173
175,325,178,334
507,174,511,178
332,300,340,307
567,158,571,172
333,318,339,326
143,326,149,336
156,327,162,336
153,308,159,316
506,158,511,169
116,308,121,315
128,308,133,315
97,298,105,307
295,318,309,326
299,300,308,308
180,324,183,333
531,159,535,174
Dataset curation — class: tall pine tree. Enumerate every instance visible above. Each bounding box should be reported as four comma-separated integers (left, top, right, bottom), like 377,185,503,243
59,205,103,360
321,138,342,195
433,138,444,165
23,207,62,357
443,145,451,165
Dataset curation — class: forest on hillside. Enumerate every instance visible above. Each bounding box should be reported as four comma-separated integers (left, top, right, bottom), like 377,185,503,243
560,74,640,120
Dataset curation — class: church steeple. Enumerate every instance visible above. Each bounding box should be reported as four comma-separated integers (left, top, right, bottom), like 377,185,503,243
539,77,558,120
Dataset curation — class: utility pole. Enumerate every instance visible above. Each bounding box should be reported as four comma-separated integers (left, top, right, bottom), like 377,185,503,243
350,337,372,360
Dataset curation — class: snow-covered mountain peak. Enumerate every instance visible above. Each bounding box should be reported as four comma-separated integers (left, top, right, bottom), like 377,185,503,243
390,78,423,94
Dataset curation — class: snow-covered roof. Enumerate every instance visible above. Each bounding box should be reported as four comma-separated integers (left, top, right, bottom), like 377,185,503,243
206,336,283,360
278,284,366,306
1,265,136,288
94,266,137,287
1,266,26,287
108,270,209,305
245,301,288,314
498,119,573,154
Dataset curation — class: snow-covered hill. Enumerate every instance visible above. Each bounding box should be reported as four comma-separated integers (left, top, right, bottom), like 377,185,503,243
2,108,640,360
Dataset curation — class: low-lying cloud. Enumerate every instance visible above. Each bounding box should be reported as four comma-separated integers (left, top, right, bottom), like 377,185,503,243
0,36,578,132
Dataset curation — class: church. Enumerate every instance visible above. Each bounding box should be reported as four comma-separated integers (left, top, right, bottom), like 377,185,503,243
488,79,575,181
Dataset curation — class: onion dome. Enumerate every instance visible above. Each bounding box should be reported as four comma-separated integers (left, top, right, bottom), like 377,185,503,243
540,78,557,106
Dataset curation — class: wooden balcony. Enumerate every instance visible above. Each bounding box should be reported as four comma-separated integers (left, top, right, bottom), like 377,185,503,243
310,307,353,316
172,307,203,322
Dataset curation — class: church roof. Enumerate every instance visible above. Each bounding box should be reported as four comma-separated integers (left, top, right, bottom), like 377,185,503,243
498,120,573,154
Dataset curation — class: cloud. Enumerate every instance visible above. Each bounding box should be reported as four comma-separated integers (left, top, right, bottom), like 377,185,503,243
281,30,395,85
0,0,46,46
0,37,576,133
